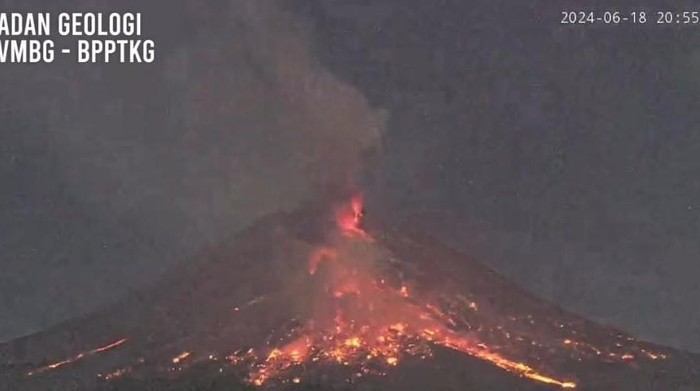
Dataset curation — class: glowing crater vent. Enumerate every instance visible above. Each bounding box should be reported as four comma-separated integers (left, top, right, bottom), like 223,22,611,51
335,193,368,238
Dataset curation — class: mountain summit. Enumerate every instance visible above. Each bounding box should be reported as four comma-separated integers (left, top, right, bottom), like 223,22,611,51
2,197,698,390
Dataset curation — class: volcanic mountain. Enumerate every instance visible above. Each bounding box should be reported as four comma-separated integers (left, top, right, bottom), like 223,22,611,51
1,196,699,391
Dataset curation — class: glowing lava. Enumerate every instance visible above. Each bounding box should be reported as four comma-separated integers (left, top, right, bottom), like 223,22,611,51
27,338,128,376
23,193,673,390
233,195,579,388
335,193,369,239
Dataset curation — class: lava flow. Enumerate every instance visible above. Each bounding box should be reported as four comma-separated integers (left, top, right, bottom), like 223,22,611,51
26,338,128,376
232,194,577,388
13,192,686,391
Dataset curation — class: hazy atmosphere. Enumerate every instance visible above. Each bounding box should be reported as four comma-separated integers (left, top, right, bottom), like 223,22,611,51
2,0,700,360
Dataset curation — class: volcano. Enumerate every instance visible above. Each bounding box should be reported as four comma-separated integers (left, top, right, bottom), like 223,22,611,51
1,196,699,391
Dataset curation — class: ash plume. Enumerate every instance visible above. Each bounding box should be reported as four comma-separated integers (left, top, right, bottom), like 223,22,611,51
0,0,385,337
8,0,382,218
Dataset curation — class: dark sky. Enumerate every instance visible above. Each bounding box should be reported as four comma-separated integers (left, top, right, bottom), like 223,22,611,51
301,1,700,351
2,0,700,353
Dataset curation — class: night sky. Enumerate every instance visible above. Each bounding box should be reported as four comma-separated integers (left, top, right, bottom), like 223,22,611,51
1,0,699,354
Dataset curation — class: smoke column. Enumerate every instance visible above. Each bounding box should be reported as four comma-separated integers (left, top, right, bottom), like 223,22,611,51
0,0,384,340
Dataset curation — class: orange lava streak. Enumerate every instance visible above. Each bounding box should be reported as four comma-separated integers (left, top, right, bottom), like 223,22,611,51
309,247,338,275
432,334,576,388
27,337,128,376
102,366,130,381
92,338,129,353
172,351,192,364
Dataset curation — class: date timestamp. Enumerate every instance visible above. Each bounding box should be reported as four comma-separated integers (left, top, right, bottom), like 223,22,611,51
561,11,700,25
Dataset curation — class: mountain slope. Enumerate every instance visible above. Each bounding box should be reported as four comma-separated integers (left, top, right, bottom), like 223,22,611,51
1,199,698,390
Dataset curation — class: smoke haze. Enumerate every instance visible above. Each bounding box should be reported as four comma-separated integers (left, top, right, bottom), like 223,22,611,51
0,0,383,341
